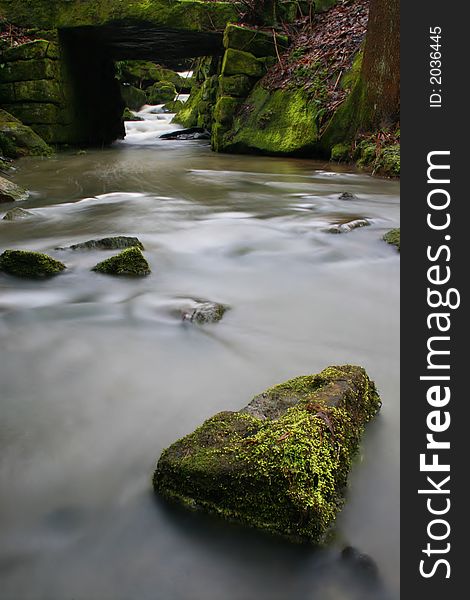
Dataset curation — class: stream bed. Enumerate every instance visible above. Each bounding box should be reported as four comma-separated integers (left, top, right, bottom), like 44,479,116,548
0,106,399,600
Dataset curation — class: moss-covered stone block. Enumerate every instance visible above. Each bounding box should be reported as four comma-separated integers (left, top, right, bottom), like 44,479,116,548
2,103,65,125
2,40,59,61
154,365,381,543
12,79,63,104
223,24,289,58
0,250,66,278
0,59,60,83
0,83,15,103
147,81,176,105
91,247,151,277
214,96,241,125
30,124,74,145
218,74,254,98
383,228,400,252
221,48,266,78
219,85,320,155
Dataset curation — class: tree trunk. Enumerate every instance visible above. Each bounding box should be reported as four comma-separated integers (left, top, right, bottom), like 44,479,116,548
359,0,400,129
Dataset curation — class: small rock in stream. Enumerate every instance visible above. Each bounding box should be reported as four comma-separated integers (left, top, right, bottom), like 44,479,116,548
160,127,211,141
338,192,357,200
91,247,150,277
383,228,400,252
0,250,66,278
182,301,228,324
2,207,35,221
341,546,380,580
57,236,144,251
328,219,370,234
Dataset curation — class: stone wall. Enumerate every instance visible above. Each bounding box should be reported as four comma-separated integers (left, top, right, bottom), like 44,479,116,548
0,39,76,144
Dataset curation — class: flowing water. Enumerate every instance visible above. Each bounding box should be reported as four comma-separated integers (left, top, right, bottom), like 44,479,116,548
0,106,400,600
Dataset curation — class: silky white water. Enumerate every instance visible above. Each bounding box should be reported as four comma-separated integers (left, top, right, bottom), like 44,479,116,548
0,106,400,600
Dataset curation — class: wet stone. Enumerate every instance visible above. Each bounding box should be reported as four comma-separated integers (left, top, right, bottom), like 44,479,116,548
58,236,144,251
182,301,227,324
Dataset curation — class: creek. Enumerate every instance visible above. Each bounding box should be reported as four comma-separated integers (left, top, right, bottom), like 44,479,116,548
0,105,399,600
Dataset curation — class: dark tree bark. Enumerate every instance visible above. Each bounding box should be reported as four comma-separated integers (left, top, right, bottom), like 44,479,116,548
359,0,400,129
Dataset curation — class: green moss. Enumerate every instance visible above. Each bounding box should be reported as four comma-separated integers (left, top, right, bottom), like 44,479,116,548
218,74,254,98
163,99,184,113
218,84,320,155
64,236,144,251
1,40,58,61
154,365,381,543
221,48,267,78
214,96,241,125
223,24,289,58
0,0,238,31
122,107,143,121
0,175,30,202
330,143,350,162
356,141,400,178
147,81,176,105
0,249,66,278
2,103,65,125
91,247,151,277
0,120,53,157
120,85,147,111
0,59,60,83
10,79,63,104
383,228,400,252
173,84,203,128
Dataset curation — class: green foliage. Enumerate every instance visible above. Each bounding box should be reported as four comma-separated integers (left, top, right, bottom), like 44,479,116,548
383,228,400,252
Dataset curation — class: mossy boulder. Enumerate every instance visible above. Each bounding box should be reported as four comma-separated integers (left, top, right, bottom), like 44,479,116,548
2,103,65,126
2,207,35,220
123,108,143,122
0,250,66,278
0,110,53,158
60,236,144,251
223,24,289,58
0,176,29,203
154,365,381,543
163,99,184,114
383,228,400,252
147,81,177,105
216,85,320,155
91,247,150,276
218,74,255,98
120,84,147,111
0,59,60,83
221,48,267,78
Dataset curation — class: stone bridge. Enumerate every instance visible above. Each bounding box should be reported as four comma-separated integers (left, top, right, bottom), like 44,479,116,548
0,1,305,146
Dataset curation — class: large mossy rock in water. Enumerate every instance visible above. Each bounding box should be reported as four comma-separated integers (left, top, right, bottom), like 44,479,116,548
0,250,66,278
120,85,147,111
91,247,150,276
147,81,177,105
154,365,381,543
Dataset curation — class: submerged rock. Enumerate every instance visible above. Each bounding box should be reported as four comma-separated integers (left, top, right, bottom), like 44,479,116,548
0,176,29,203
182,301,227,324
0,250,66,278
59,236,144,251
383,228,400,252
154,365,381,543
341,546,380,580
328,219,370,234
2,207,35,221
91,247,150,276
160,127,211,141
338,192,357,200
